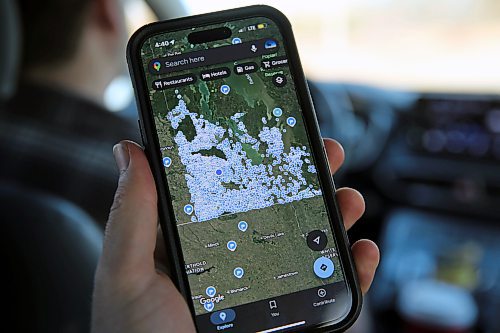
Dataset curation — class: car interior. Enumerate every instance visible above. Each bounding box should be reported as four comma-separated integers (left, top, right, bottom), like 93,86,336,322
1,2,103,332
1,0,499,332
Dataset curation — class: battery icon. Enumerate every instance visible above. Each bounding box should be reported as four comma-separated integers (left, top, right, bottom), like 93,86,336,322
257,23,268,29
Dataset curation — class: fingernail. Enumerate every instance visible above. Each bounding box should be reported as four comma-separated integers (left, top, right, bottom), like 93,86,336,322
113,142,130,172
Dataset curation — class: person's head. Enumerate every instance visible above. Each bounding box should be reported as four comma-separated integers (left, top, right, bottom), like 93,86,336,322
18,0,128,103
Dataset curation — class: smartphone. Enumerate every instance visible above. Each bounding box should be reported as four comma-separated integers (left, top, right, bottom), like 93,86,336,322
127,5,361,333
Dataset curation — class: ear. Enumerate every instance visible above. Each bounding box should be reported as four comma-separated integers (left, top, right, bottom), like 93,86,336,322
92,0,124,34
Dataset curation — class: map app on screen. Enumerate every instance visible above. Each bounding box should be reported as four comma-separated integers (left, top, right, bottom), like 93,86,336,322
140,17,347,316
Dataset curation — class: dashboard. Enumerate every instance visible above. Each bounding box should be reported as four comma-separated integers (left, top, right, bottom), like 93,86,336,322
309,82,500,333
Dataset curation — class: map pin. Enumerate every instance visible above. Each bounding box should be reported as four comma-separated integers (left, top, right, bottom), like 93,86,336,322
287,117,296,127
204,302,214,312
238,221,248,232
219,312,226,322
162,157,172,168
233,267,244,279
220,85,231,95
206,286,216,297
184,204,194,215
227,240,237,251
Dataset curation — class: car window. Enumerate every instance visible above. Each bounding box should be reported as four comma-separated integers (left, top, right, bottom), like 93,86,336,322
103,0,157,112
124,0,157,36
183,0,500,94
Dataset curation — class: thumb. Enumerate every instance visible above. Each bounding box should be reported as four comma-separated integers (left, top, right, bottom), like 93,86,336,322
99,140,159,278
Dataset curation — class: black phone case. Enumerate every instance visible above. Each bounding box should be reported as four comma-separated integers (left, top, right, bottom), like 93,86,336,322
126,5,362,332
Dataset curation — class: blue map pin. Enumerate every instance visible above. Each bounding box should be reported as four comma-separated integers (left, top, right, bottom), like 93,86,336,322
220,85,231,95
204,301,214,312
287,117,296,127
184,204,194,215
206,286,216,297
163,157,172,167
273,108,283,117
238,221,248,232
233,267,244,279
227,240,237,251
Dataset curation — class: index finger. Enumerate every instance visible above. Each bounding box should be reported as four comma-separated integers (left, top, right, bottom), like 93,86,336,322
323,138,345,174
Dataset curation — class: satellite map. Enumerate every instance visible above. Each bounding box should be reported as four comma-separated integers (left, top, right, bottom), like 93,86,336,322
141,17,345,315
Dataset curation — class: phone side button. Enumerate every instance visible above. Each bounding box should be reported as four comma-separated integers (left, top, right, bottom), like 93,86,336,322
138,120,146,146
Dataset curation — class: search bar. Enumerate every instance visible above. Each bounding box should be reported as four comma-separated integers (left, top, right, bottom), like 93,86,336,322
148,38,279,75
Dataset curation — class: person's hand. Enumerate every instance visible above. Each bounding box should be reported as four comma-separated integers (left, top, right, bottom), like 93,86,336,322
91,139,380,333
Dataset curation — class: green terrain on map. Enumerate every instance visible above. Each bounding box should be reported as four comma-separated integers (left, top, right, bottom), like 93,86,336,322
180,197,344,314
141,17,345,314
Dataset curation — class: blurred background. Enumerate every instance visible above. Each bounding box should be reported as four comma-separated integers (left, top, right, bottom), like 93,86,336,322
1,0,499,332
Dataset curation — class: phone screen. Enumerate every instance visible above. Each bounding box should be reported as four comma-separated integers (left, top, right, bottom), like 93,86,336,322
139,16,350,333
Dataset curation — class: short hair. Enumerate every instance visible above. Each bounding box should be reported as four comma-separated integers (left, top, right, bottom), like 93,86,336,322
18,0,90,69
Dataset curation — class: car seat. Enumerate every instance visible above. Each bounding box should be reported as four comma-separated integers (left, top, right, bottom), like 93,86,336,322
0,183,102,332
